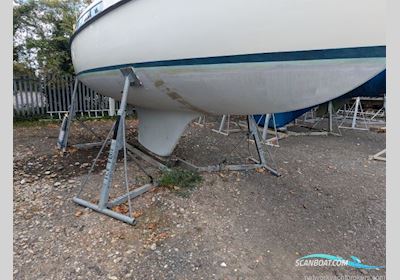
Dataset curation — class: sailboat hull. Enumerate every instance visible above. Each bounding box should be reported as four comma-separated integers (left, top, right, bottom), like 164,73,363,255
70,0,385,155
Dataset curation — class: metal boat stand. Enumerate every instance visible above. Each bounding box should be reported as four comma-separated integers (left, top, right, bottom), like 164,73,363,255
337,96,386,126
369,149,386,162
212,114,243,136
338,97,369,130
297,107,317,124
193,115,207,127
368,95,386,125
56,78,104,151
174,115,280,176
257,114,282,147
288,101,342,136
58,67,160,225
237,114,283,147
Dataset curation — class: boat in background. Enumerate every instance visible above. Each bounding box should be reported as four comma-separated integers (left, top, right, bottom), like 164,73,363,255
71,0,385,156
342,70,386,99
254,107,313,129
254,69,386,128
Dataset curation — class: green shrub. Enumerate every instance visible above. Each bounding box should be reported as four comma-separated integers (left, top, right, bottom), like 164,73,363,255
159,168,202,196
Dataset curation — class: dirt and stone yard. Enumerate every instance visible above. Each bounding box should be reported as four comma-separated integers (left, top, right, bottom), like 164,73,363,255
13,117,386,280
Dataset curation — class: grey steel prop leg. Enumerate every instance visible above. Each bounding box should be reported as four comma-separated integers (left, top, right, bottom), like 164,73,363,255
220,115,227,132
259,113,280,147
73,67,155,225
246,115,280,176
328,101,333,132
57,78,104,151
57,78,79,151
212,115,228,135
262,114,271,141
351,97,360,129
248,115,266,166
97,74,130,209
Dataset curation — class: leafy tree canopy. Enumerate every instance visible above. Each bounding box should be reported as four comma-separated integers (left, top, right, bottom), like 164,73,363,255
13,0,91,77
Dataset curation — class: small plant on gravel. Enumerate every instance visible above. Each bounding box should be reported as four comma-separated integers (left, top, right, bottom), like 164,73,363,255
159,168,202,196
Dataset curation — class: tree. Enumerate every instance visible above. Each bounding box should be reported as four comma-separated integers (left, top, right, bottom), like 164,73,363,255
13,0,90,76
13,0,39,77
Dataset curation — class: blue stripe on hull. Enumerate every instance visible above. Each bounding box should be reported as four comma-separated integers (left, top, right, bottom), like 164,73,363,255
77,46,385,76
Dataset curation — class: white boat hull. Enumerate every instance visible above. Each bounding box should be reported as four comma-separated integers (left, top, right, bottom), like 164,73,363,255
78,58,385,115
71,0,385,155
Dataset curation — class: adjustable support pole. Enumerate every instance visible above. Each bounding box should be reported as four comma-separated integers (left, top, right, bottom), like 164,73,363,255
328,101,333,132
57,78,79,152
73,67,155,225
248,115,266,166
351,97,361,129
248,115,280,176
57,78,104,151
262,114,271,141
97,74,130,209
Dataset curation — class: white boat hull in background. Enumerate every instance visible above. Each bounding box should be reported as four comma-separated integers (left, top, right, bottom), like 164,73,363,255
71,0,385,156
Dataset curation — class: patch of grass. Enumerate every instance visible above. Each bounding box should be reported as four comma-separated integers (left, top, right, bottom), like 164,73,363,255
159,168,202,197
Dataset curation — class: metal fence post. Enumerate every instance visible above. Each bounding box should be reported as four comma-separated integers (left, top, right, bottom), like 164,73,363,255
108,98,116,116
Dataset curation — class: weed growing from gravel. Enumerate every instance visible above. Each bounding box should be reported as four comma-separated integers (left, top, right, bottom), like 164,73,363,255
159,168,202,196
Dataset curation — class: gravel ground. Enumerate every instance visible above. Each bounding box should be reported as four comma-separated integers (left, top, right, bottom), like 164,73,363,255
13,117,386,280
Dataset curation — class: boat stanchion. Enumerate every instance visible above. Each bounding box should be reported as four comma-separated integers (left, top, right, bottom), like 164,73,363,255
212,114,242,136
56,77,105,152
293,101,342,136
247,115,281,176
193,115,207,127
57,78,79,152
338,97,369,130
257,113,280,147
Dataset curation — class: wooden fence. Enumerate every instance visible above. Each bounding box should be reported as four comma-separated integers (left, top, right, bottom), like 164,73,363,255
13,75,119,119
